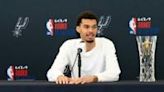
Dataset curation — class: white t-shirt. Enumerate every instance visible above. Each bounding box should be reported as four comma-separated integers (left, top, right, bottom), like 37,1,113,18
47,37,121,82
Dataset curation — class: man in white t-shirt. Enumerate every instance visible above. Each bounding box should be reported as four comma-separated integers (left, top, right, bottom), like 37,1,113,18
47,11,121,84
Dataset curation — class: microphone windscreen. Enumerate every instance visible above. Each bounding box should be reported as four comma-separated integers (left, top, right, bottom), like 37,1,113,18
77,48,82,54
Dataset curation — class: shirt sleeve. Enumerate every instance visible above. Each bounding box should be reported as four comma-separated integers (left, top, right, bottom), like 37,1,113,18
94,38,121,82
46,40,70,82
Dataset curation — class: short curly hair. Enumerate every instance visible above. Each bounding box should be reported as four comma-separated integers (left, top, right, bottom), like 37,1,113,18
76,11,98,26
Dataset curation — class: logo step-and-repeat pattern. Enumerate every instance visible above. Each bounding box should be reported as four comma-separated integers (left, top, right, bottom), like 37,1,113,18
0,0,163,80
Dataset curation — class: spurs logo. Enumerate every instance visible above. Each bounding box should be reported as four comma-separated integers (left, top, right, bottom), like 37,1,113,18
97,16,111,36
13,17,29,37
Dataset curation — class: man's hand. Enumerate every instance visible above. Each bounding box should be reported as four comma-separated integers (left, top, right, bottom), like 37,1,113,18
69,75,98,84
56,75,71,84
56,75,98,84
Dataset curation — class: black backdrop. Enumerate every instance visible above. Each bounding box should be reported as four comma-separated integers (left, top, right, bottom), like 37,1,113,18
0,0,164,80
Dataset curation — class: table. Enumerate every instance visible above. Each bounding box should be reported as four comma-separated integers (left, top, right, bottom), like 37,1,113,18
0,80,164,92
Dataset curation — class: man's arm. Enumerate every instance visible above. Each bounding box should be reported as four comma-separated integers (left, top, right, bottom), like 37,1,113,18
47,41,70,82
94,38,121,82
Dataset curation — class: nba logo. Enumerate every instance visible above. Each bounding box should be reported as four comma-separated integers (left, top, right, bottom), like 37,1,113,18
129,17,137,34
7,66,15,80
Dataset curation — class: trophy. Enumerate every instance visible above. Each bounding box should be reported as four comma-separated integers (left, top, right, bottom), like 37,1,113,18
129,17,159,82
136,36,157,81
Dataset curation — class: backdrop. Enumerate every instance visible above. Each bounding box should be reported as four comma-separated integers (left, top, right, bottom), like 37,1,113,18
0,0,164,80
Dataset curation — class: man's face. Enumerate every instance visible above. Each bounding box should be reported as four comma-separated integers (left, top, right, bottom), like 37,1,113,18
76,19,97,43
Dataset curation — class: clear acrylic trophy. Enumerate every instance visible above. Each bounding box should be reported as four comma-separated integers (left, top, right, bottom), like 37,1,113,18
136,36,157,81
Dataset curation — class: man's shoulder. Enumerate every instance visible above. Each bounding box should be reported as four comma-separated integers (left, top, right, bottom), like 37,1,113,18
96,37,113,44
60,38,81,49
63,38,81,45
96,37,116,51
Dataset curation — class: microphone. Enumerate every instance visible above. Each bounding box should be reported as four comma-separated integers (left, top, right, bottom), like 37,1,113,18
77,48,82,77
77,48,82,55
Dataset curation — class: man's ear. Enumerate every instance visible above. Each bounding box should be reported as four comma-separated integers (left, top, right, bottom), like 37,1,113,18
76,26,80,33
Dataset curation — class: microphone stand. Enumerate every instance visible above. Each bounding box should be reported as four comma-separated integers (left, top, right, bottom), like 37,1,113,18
78,53,81,77
77,48,82,78
70,48,82,78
